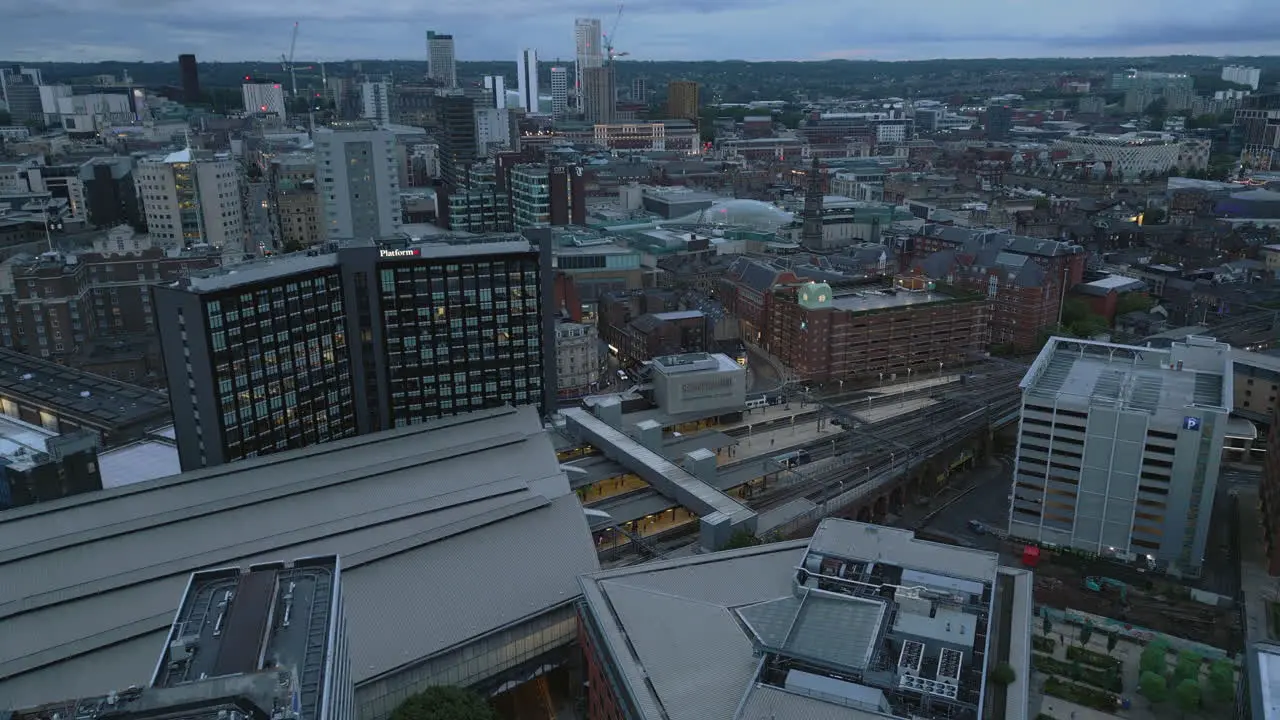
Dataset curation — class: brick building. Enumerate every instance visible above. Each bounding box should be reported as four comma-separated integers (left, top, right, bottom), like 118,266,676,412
598,289,709,367
717,256,805,342
0,226,220,383
907,225,1086,350
764,279,989,382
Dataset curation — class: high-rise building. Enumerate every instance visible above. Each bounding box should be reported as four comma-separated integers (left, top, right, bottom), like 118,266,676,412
1222,64,1262,91
242,81,287,118
517,48,539,112
134,148,244,249
79,157,144,230
1236,92,1280,171
154,239,552,469
360,80,391,125
437,95,478,187
426,31,457,88
475,107,514,156
631,76,648,103
177,53,200,103
666,80,699,121
1,66,44,125
1007,336,1232,573
984,104,1013,141
574,18,604,101
582,65,616,124
483,74,506,109
550,66,569,119
313,123,402,243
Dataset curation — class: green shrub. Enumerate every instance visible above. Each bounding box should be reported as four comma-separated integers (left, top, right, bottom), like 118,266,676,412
1043,676,1120,711
1067,644,1122,671
1033,653,1123,693
1033,635,1056,653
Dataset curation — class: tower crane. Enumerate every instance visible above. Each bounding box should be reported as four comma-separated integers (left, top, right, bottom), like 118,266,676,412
279,22,300,98
603,3,626,64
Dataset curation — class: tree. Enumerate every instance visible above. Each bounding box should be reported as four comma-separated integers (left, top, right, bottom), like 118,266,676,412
1116,292,1155,316
1079,625,1092,648
1140,640,1170,675
991,662,1016,686
724,529,763,550
1208,659,1235,704
1143,207,1167,225
1139,671,1169,704
1174,678,1201,715
1106,633,1119,654
391,687,496,720
1042,615,1052,637
1173,650,1202,687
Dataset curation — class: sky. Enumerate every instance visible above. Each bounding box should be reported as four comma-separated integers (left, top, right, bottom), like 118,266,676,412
2,0,1278,63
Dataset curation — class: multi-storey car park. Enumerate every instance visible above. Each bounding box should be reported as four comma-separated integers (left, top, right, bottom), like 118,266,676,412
577,519,1034,720
1008,336,1232,574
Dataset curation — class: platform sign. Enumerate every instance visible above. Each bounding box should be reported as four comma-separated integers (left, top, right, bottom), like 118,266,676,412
1183,416,1201,431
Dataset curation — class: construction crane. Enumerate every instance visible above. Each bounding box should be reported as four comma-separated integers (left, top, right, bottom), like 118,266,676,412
279,21,300,98
603,3,627,64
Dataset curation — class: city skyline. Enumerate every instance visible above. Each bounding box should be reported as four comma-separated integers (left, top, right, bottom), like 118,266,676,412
3,0,1277,63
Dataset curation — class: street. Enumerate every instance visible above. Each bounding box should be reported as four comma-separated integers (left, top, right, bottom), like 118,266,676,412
896,454,1014,552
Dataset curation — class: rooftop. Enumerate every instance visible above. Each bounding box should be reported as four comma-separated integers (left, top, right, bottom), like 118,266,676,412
98,438,181,488
829,287,955,314
153,556,339,720
0,348,170,432
578,520,1002,720
0,405,599,708
1021,336,1233,418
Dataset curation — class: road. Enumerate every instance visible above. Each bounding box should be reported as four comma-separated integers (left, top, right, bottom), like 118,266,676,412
897,454,1014,553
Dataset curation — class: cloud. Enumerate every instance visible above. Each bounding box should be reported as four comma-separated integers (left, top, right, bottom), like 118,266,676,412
1,0,1276,63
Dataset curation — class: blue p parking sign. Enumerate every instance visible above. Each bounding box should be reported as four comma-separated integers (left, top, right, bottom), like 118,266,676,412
1183,416,1201,431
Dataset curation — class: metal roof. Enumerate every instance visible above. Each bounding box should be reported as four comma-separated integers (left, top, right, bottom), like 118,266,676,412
808,520,999,584
0,405,600,708
736,684,886,720
578,542,808,720
98,440,182,488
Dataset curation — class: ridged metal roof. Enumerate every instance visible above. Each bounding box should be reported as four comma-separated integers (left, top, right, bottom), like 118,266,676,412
0,405,599,708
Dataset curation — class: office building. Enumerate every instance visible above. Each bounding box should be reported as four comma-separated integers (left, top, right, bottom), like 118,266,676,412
437,95,478,187
1113,69,1194,113
475,107,513,156
510,164,585,229
177,53,200,102
550,66,568,119
1008,336,1232,573
80,157,144,230
985,104,1013,141
583,65,616,124
313,123,402,242
666,80,699,121
631,77,648,103
555,321,603,398
574,18,604,100
517,48,539,112
360,80,391,125
154,238,551,469
427,31,457,88
0,405,598,717
443,162,513,233
242,81,286,118
135,149,243,249
0,66,43,125
1223,64,1262,91
269,153,324,249
1236,93,1280,171
483,74,506,109
579,519,1033,720
0,416,101,510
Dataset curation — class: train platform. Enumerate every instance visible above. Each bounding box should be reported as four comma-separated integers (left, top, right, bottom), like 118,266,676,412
594,506,699,551
866,373,961,397
850,397,941,424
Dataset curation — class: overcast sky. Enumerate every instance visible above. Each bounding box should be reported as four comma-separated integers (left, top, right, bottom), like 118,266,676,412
3,0,1278,63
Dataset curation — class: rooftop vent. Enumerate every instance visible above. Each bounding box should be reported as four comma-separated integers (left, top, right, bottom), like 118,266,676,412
20,373,32,380
80,390,91,398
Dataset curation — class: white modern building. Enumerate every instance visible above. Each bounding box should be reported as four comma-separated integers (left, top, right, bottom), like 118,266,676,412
482,74,506,109
517,48,539,113
242,82,286,118
360,80,391,125
314,124,402,243
134,149,243,249
426,31,457,88
1008,336,1232,574
474,107,512,156
650,352,746,417
574,18,604,100
1223,65,1262,91
1055,132,1200,177
550,66,568,119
